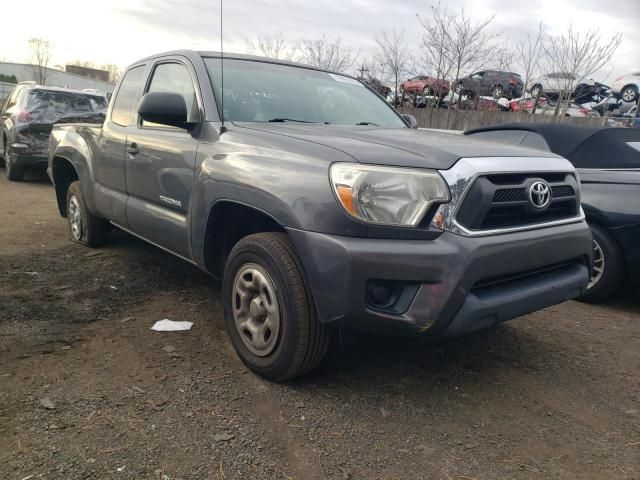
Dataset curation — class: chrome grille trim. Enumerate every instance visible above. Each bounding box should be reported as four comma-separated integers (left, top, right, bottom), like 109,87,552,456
432,157,585,237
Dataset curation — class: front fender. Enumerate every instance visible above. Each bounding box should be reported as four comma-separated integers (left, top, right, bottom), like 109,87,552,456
188,143,366,268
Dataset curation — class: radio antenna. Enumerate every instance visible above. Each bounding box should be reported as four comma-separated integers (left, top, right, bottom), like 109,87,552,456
220,0,226,132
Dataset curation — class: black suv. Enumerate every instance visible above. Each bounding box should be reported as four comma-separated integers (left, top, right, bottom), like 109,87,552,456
0,82,107,181
454,71,524,100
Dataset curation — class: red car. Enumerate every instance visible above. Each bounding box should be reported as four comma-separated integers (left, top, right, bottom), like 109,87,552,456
509,98,547,112
400,75,450,98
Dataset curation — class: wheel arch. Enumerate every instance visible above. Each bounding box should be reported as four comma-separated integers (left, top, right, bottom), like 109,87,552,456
51,155,79,217
202,200,287,279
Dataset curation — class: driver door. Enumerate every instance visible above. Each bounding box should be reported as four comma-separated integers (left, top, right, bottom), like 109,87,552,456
124,58,202,259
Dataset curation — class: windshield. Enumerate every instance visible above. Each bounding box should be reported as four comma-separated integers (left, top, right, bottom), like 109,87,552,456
204,58,406,128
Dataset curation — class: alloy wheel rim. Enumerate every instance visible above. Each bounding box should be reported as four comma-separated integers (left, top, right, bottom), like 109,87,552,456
68,195,83,241
232,263,281,357
588,239,605,289
622,88,635,102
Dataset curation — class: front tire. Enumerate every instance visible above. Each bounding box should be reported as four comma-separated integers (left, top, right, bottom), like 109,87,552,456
222,232,329,381
492,85,504,99
578,224,626,303
66,181,108,247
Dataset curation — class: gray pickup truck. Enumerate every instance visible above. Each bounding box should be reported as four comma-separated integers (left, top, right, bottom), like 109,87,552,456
48,50,592,380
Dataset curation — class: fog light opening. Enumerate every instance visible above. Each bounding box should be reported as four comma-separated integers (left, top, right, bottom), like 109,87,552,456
368,282,392,308
365,280,420,315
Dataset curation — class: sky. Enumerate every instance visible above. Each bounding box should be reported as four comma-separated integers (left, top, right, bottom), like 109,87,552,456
1,0,638,83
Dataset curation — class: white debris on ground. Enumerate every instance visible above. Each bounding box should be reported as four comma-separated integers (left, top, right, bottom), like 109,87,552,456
150,319,193,332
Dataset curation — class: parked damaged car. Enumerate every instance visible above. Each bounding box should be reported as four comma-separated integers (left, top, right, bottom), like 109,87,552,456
465,123,640,302
0,82,107,181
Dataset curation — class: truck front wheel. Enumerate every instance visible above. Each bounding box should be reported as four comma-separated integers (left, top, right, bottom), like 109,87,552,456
222,232,329,381
66,181,108,248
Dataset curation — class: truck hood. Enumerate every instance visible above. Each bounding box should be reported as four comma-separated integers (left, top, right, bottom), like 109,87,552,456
233,123,557,169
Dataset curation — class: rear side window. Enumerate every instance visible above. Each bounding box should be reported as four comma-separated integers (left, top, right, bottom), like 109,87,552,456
111,65,145,126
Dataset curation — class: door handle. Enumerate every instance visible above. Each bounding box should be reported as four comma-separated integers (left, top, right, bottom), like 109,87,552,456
126,143,139,155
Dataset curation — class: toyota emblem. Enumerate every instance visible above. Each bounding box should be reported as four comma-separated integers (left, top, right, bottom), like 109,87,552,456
528,181,551,209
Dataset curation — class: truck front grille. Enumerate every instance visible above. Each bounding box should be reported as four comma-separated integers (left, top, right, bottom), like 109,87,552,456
456,172,580,231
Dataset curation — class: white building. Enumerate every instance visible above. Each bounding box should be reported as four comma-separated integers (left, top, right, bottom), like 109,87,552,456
0,62,115,101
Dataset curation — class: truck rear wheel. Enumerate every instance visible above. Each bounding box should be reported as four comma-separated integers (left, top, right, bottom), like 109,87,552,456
222,232,329,381
66,181,108,247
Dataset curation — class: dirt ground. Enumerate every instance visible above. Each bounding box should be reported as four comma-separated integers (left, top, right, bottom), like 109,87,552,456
0,170,639,480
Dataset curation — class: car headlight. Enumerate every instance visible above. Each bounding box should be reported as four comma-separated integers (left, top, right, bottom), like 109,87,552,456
330,163,450,227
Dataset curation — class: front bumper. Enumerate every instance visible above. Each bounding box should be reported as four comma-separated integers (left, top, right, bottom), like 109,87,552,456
287,221,592,337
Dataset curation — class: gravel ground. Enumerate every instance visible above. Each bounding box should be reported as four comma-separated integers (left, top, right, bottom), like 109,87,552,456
0,170,639,480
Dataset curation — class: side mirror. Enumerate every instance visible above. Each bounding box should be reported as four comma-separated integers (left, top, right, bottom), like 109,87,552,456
401,113,418,129
138,92,189,129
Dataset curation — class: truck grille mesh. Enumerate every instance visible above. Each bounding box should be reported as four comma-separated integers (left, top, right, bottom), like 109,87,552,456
457,172,579,231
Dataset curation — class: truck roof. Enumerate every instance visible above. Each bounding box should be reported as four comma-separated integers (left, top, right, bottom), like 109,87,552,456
129,49,359,80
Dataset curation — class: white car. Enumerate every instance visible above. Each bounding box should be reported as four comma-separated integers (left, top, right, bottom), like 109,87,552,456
527,72,596,98
611,72,640,103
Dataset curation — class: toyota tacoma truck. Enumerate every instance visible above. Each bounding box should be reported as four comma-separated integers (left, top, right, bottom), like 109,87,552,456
48,50,592,380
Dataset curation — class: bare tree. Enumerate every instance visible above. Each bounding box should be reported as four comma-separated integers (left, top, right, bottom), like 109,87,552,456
417,3,456,113
374,29,410,106
245,32,298,61
103,64,123,85
299,36,356,73
516,22,546,113
28,38,52,85
492,47,515,72
516,22,545,92
438,8,498,124
543,25,621,116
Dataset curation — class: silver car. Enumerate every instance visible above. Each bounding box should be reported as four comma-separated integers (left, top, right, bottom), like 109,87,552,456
527,72,596,98
611,72,640,103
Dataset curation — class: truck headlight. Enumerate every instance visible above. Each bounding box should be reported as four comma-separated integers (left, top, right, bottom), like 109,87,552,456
330,163,450,227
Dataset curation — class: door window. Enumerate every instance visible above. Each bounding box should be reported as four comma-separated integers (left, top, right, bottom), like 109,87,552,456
142,62,198,127
111,65,145,127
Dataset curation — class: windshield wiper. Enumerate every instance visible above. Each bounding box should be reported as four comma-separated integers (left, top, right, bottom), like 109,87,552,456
268,118,321,123
356,121,379,126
